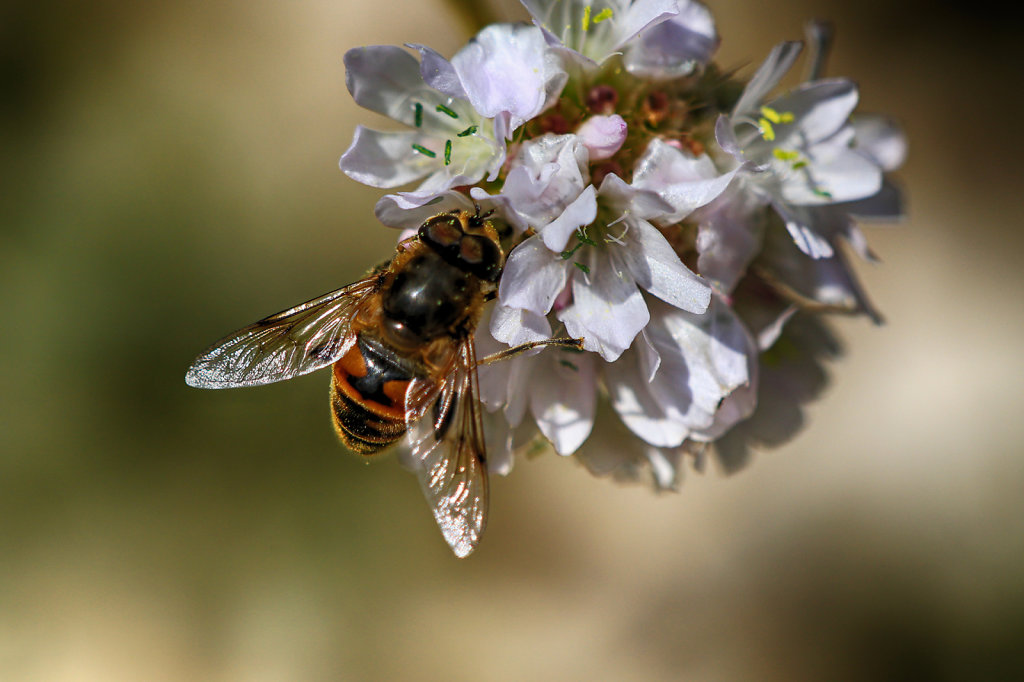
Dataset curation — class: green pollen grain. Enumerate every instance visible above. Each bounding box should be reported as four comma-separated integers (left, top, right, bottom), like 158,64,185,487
411,143,436,158
435,104,458,119
593,8,613,23
414,102,423,127
573,261,590,274
444,139,452,166
456,125,478,137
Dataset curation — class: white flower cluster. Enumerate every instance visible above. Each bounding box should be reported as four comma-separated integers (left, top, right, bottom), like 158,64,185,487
339,0,906,489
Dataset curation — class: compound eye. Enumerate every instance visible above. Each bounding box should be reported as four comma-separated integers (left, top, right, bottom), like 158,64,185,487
420,214,463,249
459,235,484,264
459,235,502,281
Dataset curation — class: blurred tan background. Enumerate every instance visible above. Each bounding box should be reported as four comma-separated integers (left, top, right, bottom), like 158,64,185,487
2,1,1023,680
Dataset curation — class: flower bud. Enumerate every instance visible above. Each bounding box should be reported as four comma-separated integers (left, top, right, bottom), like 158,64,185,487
576,114,627,161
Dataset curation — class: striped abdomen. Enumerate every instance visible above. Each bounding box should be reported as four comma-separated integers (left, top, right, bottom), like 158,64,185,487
330,334,416,455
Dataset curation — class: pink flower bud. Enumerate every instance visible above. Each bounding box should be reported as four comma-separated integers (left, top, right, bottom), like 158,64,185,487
576,114,627,162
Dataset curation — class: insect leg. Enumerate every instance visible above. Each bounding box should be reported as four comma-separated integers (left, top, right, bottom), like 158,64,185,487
477,337,584,366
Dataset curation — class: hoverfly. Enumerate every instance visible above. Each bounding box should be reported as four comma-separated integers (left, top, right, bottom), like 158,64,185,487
185,209,580,557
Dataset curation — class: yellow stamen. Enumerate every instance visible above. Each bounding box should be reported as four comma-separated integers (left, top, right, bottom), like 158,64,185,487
593,8,613,23
773,148,800,161
582,5,591,31
760,106,782,124
758,118,776,141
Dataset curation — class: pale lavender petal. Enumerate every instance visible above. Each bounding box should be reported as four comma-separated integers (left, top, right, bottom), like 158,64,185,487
596,172,674,221
497,134,590,227
499,234,569,315
646,297,753,429
790,140,883,204
768,79,858,146
758,223,883,323
606,352,690,448
339,126,434,188
559,250,649,362
451,24,555,131
631,138,740,223
845,179,904,221
637,328,661,382
408,44,467,101
374,190,473,229
714,114,744,159
615,219,711,313
344,46,430,127
623,0,718,78
576,114,627,161
771,201,835,259
694,187,767,294
614,0,682,51
540,184,598,252
490,303,553,346
530,351,597,455
732,41,802,118
852,115,907,171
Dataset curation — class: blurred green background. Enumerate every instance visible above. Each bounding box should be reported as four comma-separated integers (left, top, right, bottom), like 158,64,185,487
3,1,1023,679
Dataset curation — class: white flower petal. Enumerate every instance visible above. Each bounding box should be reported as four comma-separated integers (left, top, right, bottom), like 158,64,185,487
616,219,711,313
451,24,560,133
732,41,802,118
632,139,740,223
344,46,436,128
408,44,468,102
540,185,598,252
596,172,674,221
771,201,835,259
490,303,553,346
339,126,435,188
769,79,858,147
375,192,465,229
606,350,690,448
530,351,597,455
647,297,753,429
694,186,767,294
785,141,882,205
499,234,569,316
559,250,649,361
623,0,718,78
852,115,907,172
500,134,591,227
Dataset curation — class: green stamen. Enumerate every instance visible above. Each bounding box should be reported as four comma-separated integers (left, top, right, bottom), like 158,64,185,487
573,261,590,274
456,125,478,137
593,8,613,23
435,104,458,119
411,143,436,158
812,187,833,199
414,102,423,127
559,359,579,372
758,118,775,141
444,139,452,166
773,149,801,162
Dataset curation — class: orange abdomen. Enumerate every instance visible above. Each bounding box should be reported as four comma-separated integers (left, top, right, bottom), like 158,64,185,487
330,335,414,455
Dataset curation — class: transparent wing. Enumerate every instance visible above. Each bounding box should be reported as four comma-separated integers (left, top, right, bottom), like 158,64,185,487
404,340,489,558
185,277,378,389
